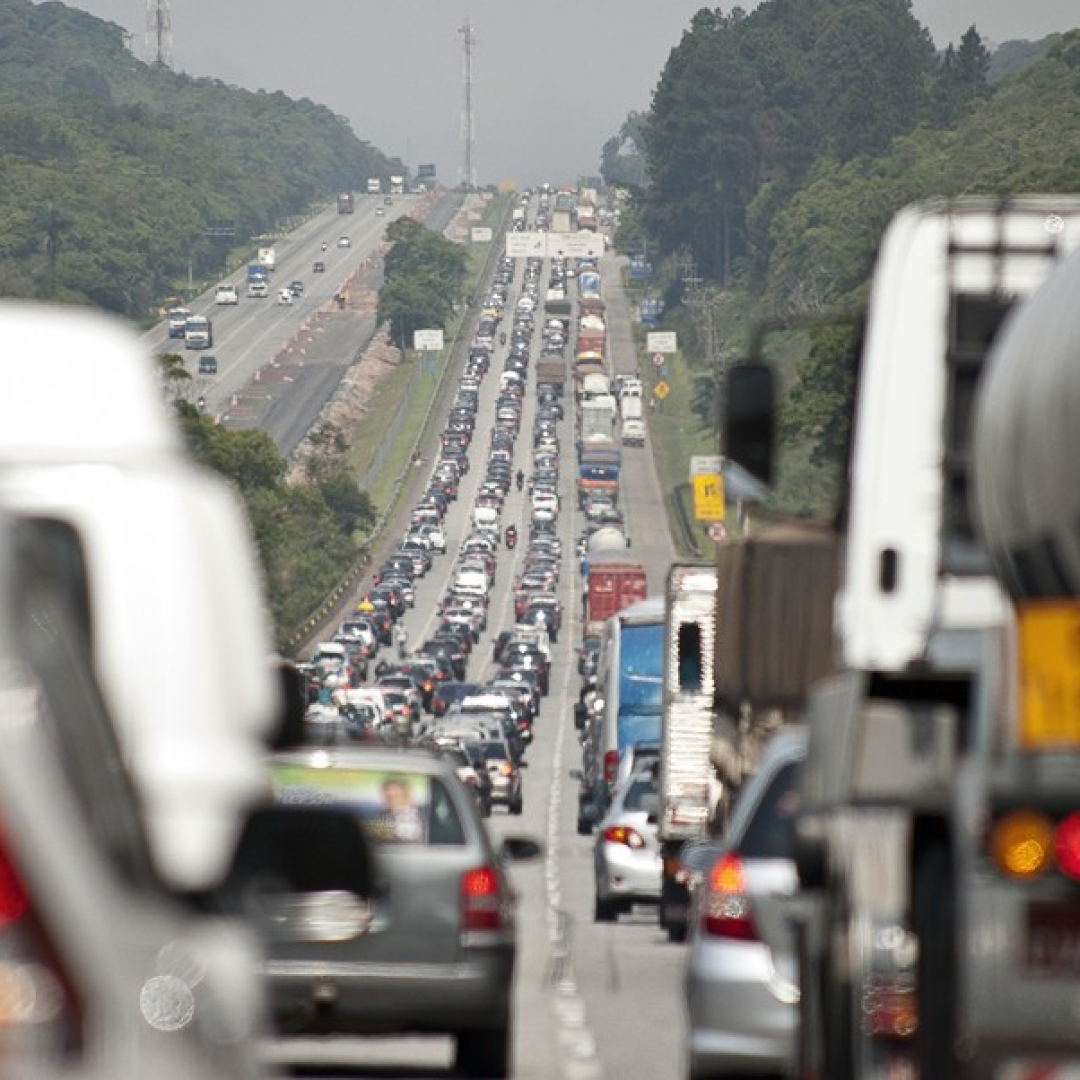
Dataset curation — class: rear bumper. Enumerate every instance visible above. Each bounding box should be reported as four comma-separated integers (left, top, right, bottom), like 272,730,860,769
962,878,1080,1058
263,948,514,1036
685,937,797,1075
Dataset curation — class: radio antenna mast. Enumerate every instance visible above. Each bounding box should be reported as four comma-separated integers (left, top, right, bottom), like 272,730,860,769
145,0,173,68
459,20,476,189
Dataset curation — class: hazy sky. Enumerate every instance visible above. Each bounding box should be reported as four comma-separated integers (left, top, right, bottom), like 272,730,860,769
59,1,1080,187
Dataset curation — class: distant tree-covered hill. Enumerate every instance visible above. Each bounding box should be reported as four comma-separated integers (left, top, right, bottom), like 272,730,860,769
0,0,398,318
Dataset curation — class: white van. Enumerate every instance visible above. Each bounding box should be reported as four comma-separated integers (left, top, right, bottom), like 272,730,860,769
215,282,238,305
453,568,489,597
247,278,269,299
472,505,500,535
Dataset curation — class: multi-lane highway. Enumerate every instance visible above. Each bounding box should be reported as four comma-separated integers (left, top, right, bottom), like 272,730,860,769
144,192,467,454
265,220,690,1078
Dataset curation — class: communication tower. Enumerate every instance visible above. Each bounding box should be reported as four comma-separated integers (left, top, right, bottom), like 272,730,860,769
145,0,173,68
459,20,476,189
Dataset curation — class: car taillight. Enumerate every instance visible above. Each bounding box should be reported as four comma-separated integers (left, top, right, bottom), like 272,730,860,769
603,750,618,786
498,762,514,777
0,826,84,1050
461,865,505,932
0,831,28,925
701,853,759,941
603,825,646,850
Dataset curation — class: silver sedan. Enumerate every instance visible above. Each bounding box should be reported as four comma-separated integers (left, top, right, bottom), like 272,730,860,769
593,765,662,920
683,727,806,1079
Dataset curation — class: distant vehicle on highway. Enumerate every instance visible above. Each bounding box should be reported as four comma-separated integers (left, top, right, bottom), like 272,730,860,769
215,282,238,305
197,354,218,375
167,305,191,337
337,235,351,248
183,314,212,349
276,288,293,305
312,260,325,273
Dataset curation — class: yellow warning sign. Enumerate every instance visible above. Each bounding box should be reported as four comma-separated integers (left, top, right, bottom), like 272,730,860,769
692,473,725,522
654,380,670,400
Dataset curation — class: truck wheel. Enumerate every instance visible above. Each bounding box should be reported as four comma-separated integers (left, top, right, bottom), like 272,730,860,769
914,838,959,1079
661,875,688,942
821,893,855,1080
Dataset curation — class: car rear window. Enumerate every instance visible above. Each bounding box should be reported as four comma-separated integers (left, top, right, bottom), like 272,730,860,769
737,760,802,859
622,775,660,813
269,764,466,847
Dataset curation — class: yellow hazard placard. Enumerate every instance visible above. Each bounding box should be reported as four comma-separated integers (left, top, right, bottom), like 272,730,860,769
1018,599,1080,749
653,380,670,400
692,473,725,522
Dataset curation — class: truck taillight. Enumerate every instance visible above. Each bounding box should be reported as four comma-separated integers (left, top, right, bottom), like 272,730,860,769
701,853,758,940
461,865,506,932
990,808,1080,880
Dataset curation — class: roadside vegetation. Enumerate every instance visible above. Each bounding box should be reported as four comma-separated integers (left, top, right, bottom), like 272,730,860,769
603,0,1080,524
0,0,399,320
158,196,509,649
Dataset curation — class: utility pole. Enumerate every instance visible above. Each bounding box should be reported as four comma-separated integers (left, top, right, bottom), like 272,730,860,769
145,0,173,68
459,20,475,190
680,254,725,421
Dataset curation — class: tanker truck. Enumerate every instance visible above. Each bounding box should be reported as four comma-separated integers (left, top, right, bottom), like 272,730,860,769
724,195,1080,1079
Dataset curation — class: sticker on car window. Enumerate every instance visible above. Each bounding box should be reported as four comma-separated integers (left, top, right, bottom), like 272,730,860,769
270,764,432,844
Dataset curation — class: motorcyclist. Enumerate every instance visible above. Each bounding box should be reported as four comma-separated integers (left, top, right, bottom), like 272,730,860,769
505,524,518,548
515,468,525,491
499,331,507,346
321,241,328,251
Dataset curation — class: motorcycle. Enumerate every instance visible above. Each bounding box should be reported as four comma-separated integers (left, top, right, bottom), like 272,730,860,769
499,331,507,346
505,525,518,549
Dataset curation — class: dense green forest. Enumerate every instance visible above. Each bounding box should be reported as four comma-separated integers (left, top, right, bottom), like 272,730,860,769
0,0,398,319
604,0,1080,512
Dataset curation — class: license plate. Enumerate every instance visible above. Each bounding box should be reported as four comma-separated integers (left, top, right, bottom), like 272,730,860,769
1018,601,1080,749
1026,903,1080,976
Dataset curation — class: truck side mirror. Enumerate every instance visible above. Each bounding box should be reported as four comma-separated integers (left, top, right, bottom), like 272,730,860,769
724,362,775,488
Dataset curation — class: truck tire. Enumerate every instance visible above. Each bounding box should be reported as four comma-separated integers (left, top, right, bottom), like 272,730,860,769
913,838,960,1079
661,875,688,942
821,893,855,1080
